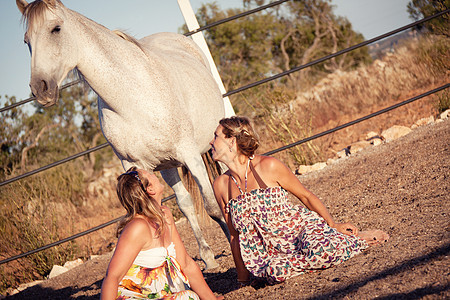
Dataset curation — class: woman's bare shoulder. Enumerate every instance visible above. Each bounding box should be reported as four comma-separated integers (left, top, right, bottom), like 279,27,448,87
122,217,153,238
255,155,284,172
213,172,231,204
213,172,230,188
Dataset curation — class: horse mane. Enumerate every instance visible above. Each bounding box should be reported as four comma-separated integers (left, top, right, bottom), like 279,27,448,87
20,0,59,31
112,30,147,55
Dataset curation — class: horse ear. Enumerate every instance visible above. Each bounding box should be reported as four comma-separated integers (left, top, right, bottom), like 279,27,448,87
16,0,28,15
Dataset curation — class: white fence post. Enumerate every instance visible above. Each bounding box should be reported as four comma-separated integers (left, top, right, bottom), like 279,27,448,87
177,0,235,117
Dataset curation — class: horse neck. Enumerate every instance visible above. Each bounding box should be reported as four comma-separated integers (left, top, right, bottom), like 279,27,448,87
67,10,151,113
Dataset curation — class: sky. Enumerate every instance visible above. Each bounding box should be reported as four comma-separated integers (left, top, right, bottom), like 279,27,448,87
0,0,412,104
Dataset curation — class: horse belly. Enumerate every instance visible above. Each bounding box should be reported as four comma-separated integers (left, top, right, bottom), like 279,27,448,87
99,105,180,171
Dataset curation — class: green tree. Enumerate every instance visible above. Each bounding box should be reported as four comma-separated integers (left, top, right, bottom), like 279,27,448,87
269,0,370,90
407,0,450,36
195,3,281,92
192,0,371,114
0,74,111,180
0,95,28,173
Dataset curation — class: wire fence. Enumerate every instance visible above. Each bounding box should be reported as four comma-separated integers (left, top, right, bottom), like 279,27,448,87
1,83,448,266
0,2,448,266
184,0,290,37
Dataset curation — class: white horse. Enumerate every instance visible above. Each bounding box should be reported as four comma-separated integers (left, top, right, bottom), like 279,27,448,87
16,0,230,269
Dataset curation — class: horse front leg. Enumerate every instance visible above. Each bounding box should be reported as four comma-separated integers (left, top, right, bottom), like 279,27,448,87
183,155,231,242
160,168,219,270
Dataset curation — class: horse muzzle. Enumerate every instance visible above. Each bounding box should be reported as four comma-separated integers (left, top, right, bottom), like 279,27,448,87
30,78,59,107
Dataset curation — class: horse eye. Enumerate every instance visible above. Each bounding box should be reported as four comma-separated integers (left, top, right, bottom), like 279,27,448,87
51,26,61,33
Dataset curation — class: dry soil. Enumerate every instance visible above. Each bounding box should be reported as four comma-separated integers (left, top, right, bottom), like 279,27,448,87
5,118,449,299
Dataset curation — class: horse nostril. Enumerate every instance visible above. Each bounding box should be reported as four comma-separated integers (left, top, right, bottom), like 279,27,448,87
41,80,48,93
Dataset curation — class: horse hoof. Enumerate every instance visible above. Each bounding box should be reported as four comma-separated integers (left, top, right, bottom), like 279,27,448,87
204,260,220,270
200,245,220,270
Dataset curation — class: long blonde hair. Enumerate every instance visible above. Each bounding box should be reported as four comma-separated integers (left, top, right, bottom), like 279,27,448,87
116,167,166,237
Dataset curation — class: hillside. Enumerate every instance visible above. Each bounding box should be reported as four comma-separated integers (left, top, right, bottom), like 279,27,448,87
5,115,449,299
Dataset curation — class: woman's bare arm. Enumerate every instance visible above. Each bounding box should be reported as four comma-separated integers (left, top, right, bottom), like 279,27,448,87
259,156,358,235
100,219,150,300
166,207,222,300
213,175,251,283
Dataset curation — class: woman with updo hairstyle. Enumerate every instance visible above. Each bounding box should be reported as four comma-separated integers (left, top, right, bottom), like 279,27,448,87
210,116,389,286
219,116,259,158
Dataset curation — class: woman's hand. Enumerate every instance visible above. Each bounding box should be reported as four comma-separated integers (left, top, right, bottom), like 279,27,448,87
334,222,359,236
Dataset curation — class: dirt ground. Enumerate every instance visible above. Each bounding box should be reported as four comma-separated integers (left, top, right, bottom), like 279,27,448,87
5,115,449,299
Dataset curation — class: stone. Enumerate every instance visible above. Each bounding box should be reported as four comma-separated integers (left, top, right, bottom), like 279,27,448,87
440,109,450,120
366,131,382,146
48,265,68,279
370,138,383,146
7,280,44,296
381,125,411,142
327,158,338,165
16,280,44,292
311,162,327,171
336,148,350,158
63,258,83,270
413,116,434,127
365,131,379,140
349,140,372,154
295,162,326,175
295,165,311,175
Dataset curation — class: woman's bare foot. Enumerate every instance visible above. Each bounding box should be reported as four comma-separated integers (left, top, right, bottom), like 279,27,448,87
358,230,389,246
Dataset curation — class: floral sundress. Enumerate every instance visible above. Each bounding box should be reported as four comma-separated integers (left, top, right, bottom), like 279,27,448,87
117,242,199,300
227,186,368,283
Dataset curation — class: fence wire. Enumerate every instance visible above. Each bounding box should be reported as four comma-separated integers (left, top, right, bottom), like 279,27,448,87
0,79,82,113
0,143,109,188
184,0,290,37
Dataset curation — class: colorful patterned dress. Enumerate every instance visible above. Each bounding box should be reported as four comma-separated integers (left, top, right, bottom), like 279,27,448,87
117,242,199,300
227,186,368,283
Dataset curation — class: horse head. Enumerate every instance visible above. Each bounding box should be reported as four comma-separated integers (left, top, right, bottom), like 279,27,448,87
17,0,78,107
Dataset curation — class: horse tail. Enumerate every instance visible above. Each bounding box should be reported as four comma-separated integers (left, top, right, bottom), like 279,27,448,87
181,150,223,224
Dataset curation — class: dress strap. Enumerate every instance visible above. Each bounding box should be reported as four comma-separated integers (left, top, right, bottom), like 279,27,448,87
230,174,244,194
230,156,253,195
249,159,267,189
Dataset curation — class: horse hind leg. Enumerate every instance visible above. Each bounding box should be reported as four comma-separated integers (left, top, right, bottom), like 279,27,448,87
160,168,219,270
